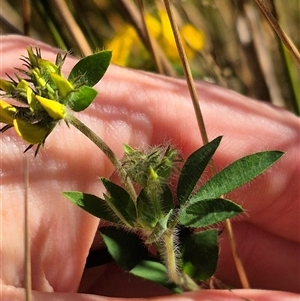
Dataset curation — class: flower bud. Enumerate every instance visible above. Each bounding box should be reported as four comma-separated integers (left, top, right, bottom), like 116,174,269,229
36,95,67,120
0,100,17,124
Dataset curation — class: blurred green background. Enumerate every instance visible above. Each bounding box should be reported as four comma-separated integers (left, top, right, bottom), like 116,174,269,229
1,0,299,114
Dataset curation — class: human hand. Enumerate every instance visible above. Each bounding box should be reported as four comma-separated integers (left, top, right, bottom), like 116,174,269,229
1,35,299,301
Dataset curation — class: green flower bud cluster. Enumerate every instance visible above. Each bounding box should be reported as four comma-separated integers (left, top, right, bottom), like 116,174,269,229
122,144,181,194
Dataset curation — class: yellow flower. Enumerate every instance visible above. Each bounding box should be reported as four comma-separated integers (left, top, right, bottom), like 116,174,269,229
0,100,17,124
106,10,205,66
13,118,51,145
36,95,67,120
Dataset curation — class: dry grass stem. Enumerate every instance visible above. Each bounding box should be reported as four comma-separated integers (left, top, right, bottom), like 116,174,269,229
21,0,31,36
137,0,164,74
254,0,300,67
119,0,175,76
52,0,92,56
24,156,32,301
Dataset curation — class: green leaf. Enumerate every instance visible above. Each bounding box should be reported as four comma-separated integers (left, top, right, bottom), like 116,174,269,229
63,191,121,224
101,178,137,227
160,185,174,214
177,136,222,205
130,260,182,293
68,86,97,112
68,50,112,87
99,227,148,270
137,188,158,228
178,198,243,227
181,230,218,280
130,260,168,284
191,151,284,203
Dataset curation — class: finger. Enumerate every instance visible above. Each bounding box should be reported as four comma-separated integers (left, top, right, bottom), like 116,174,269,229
216,222,300,292
1,35,299,241
1,35,299,296
2,286,299,301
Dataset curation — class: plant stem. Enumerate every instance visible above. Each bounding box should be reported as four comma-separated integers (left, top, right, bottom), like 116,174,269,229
162,231,199,291
65,113,137,202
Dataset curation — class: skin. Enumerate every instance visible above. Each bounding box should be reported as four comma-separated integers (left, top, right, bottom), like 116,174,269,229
0,35,299,301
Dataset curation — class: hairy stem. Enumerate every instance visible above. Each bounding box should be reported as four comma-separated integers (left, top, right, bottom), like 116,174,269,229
162,231,199,291
65,114,137,202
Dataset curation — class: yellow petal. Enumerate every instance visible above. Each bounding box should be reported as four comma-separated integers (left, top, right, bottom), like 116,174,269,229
181,24,205,52
26,86,37,111
145,14,161,38
149,166,159,180
36,95,66,120
13,119,49,144
106,26,137,66
0,100,17,124
50,73,73,97
17,79,29,90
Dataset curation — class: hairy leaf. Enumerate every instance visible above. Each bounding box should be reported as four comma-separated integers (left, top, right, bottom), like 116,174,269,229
68,50,112,87
178,198,243,227
99,227,147,270
68,86,97,112
191,151,284,203
101,178,137,227
137,188,158,228
181,230,218,280
63,191,121,224
177,136,222,205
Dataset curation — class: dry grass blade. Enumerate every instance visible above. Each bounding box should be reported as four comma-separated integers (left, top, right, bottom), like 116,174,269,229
162,0,209,145
137,0,164,74
21,0,31,35
254,0,300,67
52,0,92,56
118,0,175,76
24,156,32,301
0,1,25,34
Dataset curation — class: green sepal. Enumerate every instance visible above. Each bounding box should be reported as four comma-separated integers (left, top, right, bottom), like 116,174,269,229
178,198,243,228
68,50,112,87
99,227,148,270
68,85,98,112
177,136,222,205
191,150,284,203
63,191,122,224
101,178,137,227
181,229,218,280
137,185,173,227
146,209,173,243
